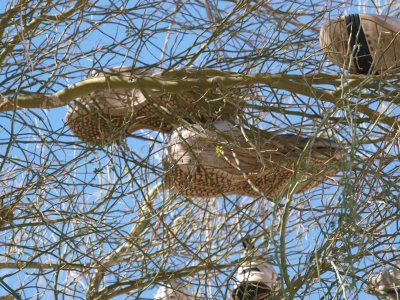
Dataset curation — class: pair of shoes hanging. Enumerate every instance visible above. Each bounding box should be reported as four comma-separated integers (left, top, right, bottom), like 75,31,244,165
66,68,344,199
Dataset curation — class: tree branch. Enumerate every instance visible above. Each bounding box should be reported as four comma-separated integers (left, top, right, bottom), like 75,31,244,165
2,72,399,130
86,182,163,300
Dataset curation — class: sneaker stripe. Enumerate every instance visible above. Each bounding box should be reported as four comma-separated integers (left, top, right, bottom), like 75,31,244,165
345,14,374,74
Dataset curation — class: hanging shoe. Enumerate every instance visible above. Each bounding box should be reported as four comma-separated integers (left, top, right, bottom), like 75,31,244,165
66,67,240,145
320,14,400,74
154,280,195,300
232,240,279,300
367,266,400,299
163,120,344,198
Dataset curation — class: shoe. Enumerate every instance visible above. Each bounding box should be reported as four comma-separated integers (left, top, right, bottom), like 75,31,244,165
163,120,344,198
320,14,400,74
66,67,239,145
367,266,400,299
232,240,279,300
154,280,194,300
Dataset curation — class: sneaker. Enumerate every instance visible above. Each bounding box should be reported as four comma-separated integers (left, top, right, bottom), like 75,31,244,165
232,241,279,300
367,266,400,299
163,120,344,198
66,67,239,145
320,14,400,74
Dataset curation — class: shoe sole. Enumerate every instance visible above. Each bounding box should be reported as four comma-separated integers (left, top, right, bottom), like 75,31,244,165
163,122,344,198
66,68,240,145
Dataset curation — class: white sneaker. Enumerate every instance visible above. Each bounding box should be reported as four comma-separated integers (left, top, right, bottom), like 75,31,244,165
232,242,279,300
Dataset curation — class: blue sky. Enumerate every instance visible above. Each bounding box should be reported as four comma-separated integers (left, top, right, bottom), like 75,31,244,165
0,0,398,299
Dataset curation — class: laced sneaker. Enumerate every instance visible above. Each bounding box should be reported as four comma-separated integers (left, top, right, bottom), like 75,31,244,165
66,67,239,145
164,120,344,198
320,14,400,74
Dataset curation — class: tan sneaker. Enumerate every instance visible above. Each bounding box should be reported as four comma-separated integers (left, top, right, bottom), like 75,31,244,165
163,120,344,198
320,14,400,74
66,67,240,145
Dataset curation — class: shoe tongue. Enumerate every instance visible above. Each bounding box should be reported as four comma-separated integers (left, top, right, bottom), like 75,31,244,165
345,14,373,74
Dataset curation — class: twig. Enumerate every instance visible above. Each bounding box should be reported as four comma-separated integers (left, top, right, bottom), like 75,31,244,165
86,182,163,300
